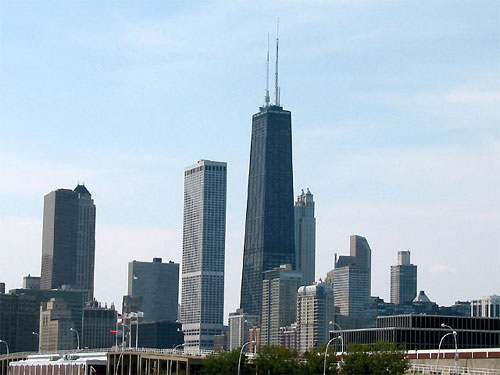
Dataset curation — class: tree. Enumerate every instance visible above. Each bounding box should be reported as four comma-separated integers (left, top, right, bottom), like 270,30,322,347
254,345,301,375
340,341,409,375
301,344,338,375
201,348,251,375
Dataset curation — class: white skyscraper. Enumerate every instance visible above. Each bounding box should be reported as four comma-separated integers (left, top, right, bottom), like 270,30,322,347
181,160,227,351
294,189,316,286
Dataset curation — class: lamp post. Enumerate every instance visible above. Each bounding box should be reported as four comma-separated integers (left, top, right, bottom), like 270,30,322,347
32,332,40,352
69,328,80,350
169,344,184,375
441,323,458,371
329,321,344,354
436,331,454,374
0,340,9,355
238,341,254,375
324,336,340,375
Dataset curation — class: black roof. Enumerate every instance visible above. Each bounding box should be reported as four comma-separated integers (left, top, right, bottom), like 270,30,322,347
74,184,91,196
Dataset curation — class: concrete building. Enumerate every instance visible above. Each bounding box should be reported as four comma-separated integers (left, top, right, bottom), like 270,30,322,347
39,298,76,351
390,251,417,305
82,300,117,349
181,160,227,351
471,295,500,318
279,323,299,352
40,185,96,301
297,283,335,354
261,265,302,347
0,292,39,354
228,308,259,351
332,235,372,328
23,275,40,290
122,295,143,317
294,189,316,287
213,329,229,351
240,89,296,319
128,258,179,322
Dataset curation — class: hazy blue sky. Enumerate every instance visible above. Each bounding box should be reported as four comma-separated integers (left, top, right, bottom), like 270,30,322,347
1,1,499,319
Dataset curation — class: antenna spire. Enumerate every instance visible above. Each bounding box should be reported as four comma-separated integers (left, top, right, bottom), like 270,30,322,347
264,33,270,107
274,18,280,106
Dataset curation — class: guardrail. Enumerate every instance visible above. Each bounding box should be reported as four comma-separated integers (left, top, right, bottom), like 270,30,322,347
410,363,500,375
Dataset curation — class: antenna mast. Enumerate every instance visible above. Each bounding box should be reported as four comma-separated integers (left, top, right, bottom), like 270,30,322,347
274,18,280,106
264,33,270,107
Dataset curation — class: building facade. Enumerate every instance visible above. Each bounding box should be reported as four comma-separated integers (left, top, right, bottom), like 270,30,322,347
0,292,39,354
297,283,335,354
240,102,295,319
82,300,117,349
471,295,500,318
40,185,96,301
130,321,183,349
23,275,41,290
332,235,372,328
181,160,227,351
390,251,417,305
39,298,76,351
128,258,179,322
228,308,259,351
294,189,316,287
261,265,302,347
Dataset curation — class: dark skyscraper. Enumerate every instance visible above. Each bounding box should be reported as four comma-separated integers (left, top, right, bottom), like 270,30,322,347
240,31,295,318
40,185,96,301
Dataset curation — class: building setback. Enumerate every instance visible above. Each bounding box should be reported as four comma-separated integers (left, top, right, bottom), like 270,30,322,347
390,251,417,305
181,160,227,351
261,265,302,347
128,258,179,322
294,189,316,287
40,185,96,302
297,283,335,354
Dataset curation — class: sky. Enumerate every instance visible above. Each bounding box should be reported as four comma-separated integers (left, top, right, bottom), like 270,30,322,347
0,0,499,321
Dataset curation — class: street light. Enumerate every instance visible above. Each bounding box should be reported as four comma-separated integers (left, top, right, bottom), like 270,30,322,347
169,343,184,375
329,321,344,354
436,331,455,374
32,332,40,352
441,323,458,371
0,340,9,355
69,328,80,350
324,336,340,375
238,341,255,375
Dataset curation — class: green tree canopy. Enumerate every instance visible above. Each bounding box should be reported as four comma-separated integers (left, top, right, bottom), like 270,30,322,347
201,348,251,375
254,345,301,375
301,344,338,375
340,341,409,375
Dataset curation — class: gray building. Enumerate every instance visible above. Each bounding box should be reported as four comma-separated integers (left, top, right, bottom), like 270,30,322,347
181,160,227,351
228,308,259,351
82,300,117,349
297,283,334,354
294,189,316,287
332,235,372,328
40,185,96,301
0,292,39,354
39,298,75,351
390,251,417,305
261,264,302,347
128,258,179,322
471,295,500,318
23,274,40,290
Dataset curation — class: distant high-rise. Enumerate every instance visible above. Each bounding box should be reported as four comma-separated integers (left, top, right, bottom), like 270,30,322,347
471,295,500,318
297,283,334,354
181,160,227,351
261,264,302,347
128,258,179,322
390,251,417,305
333,235,372,328
240,33,295,318
294,189,316,286
40,185,96,301
228,308,259,351
82,300,117,349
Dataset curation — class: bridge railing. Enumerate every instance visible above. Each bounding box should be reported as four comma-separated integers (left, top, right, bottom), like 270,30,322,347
410,363,500,375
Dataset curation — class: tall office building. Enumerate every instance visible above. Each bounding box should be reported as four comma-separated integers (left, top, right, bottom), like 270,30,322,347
294,189,316,286
128,258,179,322
471,295,500,318
181,160,227,351
390,251,417,305
240,34,295,318
40,185,96,301
228,308,259,351
261,264,302,347
332,235,372,328
296,283,335,354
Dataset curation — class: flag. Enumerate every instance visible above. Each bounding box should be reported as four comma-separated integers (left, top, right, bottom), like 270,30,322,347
109,330,118,334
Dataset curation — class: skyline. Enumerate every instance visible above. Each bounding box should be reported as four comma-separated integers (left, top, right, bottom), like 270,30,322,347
0,1,499,322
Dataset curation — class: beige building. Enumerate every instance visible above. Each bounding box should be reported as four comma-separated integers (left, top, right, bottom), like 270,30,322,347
40,298,76,351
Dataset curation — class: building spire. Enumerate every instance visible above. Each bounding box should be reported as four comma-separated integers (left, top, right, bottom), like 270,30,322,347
274,18,280,106
264,33,270,107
